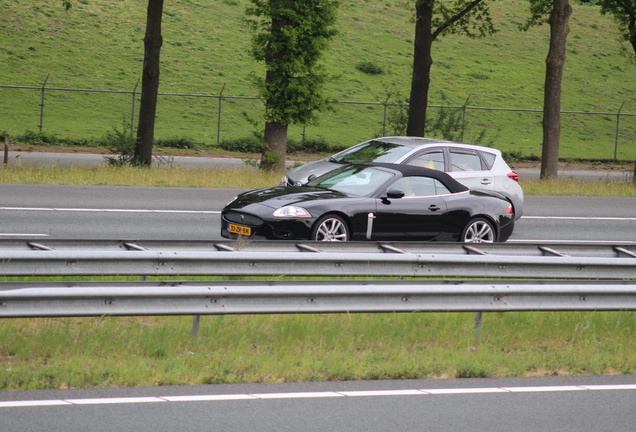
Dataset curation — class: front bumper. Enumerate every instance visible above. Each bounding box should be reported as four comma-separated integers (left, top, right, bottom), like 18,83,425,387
221,212,314,240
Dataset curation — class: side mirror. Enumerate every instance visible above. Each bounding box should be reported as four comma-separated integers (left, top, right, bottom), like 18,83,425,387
386,189,405,199
303,174,317,185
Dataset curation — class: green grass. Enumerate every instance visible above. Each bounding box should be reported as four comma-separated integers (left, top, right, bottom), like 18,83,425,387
1,0,634,159
1,312,635,390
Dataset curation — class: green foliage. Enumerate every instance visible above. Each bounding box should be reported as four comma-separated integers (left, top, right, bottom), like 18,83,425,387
220,135,344,154
219,136,264,153
13,130,94,147
519,0,554,30
245,0,340,126
155,137,198,149
599,0,636,60
355,61,384,75
102,119,136,166
431,0,497,40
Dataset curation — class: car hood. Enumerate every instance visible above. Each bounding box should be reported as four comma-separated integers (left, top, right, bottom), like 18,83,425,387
285,158,344,185
226,186,352,210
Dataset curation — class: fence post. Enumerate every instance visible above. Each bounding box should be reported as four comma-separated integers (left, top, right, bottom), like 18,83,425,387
3,134,8,166
216,83,226,146
131,79,140,135
460,95,470,143
614,101,625,161
39,75,49,134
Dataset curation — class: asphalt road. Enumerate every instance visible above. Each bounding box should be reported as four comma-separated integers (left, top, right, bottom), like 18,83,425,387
1,183,635,242
1,375,636,432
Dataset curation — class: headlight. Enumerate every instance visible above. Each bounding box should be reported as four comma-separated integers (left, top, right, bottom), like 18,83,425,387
273,206,311,218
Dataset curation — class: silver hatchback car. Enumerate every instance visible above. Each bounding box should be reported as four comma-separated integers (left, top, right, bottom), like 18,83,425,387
281,136,524,219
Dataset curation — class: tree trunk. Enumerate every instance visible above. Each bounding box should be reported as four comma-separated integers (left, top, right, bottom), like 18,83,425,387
134,0,164,167
406,0,434,137
261,121,288,172
540,0,571,180
259,0,290,172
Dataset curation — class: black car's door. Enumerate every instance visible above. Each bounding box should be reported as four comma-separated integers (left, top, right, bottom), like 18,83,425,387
371,176,449,241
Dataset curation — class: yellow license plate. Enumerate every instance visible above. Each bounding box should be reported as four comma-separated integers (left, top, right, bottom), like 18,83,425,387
228,223,252,236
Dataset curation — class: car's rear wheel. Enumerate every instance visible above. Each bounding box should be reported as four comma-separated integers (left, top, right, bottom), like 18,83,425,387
312,215,349,241
461,217,496,243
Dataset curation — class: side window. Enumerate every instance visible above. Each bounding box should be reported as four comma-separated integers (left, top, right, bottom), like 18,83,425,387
478,151,496,170
433,180,451,195
388,177,437,197
406,150,445,171
449,150,484,172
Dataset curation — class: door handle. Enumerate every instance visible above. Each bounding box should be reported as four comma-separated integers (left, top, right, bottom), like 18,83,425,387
480,179,492,185
428,205,440,212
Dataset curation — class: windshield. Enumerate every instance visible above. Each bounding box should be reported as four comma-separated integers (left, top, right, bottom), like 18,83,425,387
307,165,394,196
332,141,412,163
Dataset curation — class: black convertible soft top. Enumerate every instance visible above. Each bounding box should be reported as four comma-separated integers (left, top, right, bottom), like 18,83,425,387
359,162,470,194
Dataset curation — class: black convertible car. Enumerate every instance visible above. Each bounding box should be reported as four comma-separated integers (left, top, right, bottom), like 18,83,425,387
221,163,515,242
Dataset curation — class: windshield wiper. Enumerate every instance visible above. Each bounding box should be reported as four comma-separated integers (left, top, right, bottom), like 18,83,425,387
329,157,351,164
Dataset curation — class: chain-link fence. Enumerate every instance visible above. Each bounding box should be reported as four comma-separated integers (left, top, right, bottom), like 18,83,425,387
1,83,634,160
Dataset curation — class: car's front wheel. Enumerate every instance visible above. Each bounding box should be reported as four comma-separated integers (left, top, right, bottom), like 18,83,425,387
311,214,349,241
461,217,496,243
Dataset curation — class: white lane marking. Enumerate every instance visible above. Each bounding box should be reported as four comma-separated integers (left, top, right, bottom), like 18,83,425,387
522,216,636,221
424,388,508,394
0,400,71,407
64,397,165,405
1,384,635,408
162,394,257,402
501,386,586,393
0,207,221,215
0,233,49,237
252,392,343,399
339,390,424,397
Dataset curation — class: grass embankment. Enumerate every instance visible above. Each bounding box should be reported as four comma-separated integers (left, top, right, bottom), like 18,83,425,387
1,0,635,159
2,312,635,390
1,166,635,390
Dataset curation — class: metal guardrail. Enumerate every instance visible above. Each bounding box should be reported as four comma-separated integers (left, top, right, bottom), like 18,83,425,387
0,240,635,279
1,280,635,318
1,240,634,336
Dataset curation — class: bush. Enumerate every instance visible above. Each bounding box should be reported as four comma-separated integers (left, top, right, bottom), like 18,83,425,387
220,135,346,155
100,120,136,166
13,131,97,147
218,137,264,153
355,61,384,75
155,137,198,149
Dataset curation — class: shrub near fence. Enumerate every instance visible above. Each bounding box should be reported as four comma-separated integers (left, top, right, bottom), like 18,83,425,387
1,84,634,160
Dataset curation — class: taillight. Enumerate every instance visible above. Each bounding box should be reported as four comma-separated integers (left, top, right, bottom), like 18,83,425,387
507,171,519,182
505,204,513,214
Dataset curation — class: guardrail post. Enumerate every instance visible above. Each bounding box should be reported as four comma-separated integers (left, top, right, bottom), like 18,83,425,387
474,312,483,344
192,315,201,338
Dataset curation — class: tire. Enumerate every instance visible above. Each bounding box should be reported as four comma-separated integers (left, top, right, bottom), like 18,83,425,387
311,214,349,241
461,217,496,243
